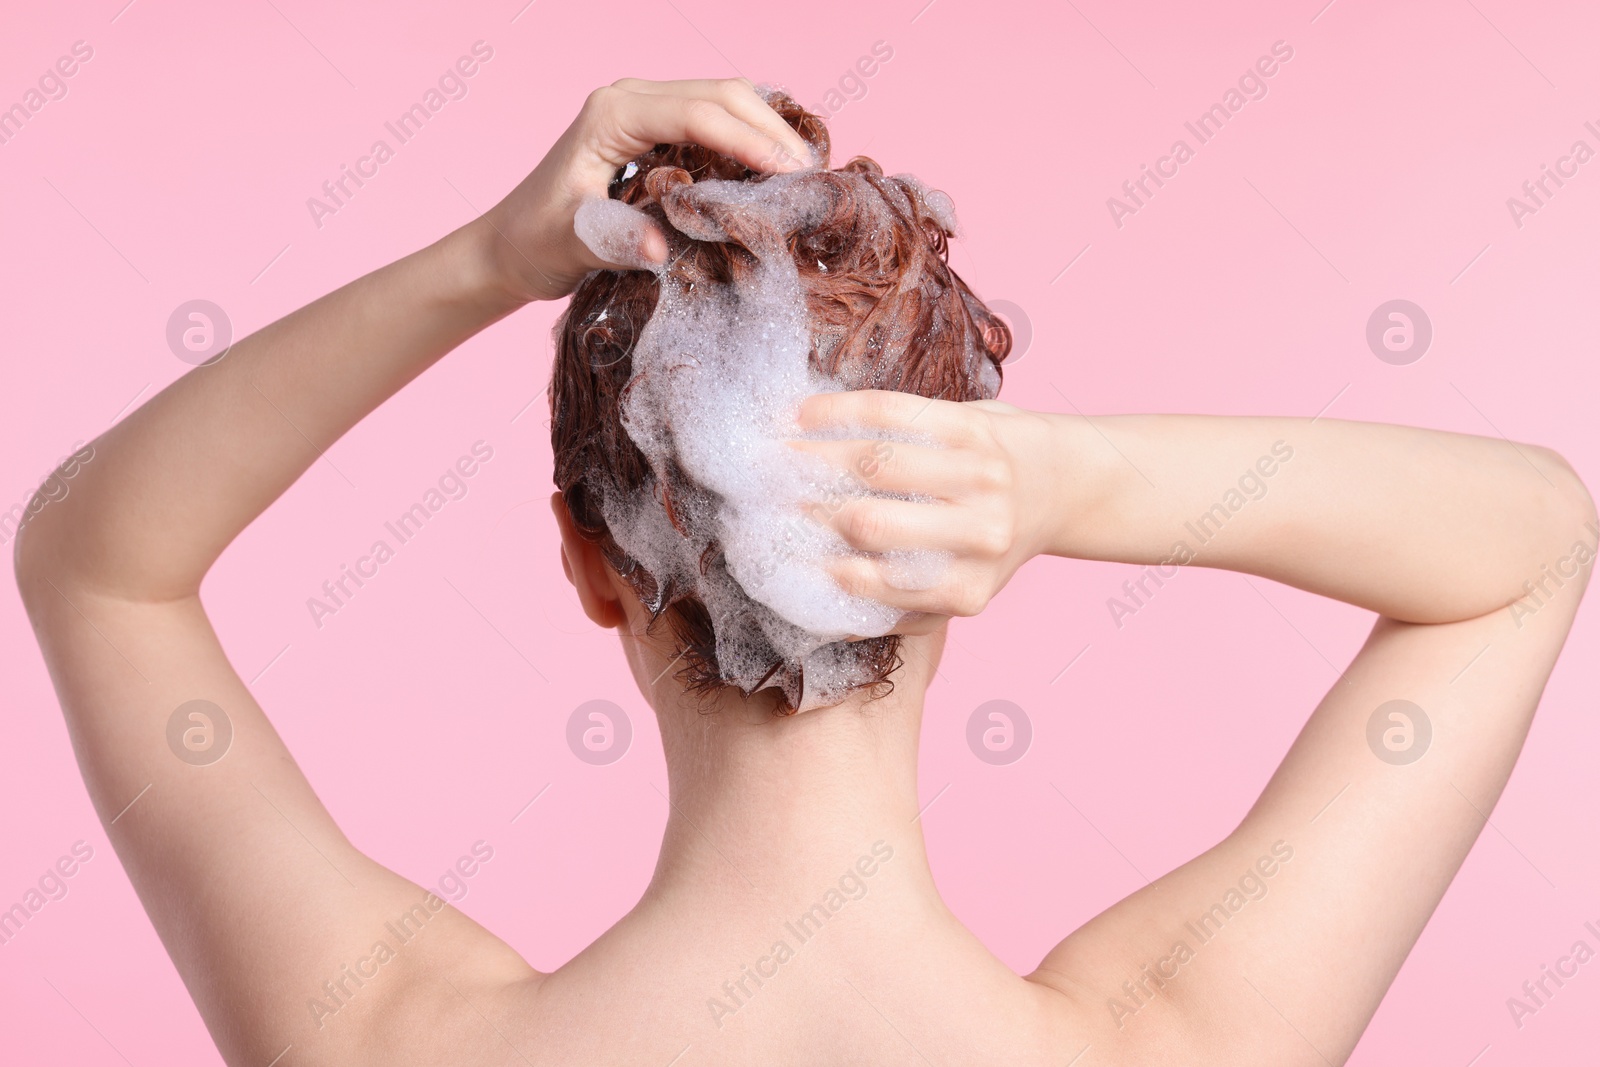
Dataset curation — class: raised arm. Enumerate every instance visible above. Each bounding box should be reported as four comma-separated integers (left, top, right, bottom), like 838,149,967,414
13,80,814,1066
17,79,813,601
796,394,1590,627
797,392,1597,1064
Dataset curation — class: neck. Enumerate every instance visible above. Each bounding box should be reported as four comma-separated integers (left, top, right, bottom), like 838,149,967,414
638,635,946,914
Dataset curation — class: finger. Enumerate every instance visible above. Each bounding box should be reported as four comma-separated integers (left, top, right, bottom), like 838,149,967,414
573,197,669,270
828,556,986,618
788,439,983,499
888,611,950,637
610,77,814,164
835,611,945,641
797,389,970,441
596,86,809,174
820,497,1005,556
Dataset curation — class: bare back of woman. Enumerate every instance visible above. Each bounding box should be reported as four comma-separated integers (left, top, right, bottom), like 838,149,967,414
15,79,1595,1066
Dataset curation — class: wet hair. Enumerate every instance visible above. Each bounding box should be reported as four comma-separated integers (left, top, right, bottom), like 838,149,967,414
549,88,1010,714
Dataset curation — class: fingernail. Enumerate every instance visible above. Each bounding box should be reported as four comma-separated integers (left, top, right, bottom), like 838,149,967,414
771,144,806,171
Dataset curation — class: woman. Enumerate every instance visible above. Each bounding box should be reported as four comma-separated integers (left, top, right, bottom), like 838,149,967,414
14,78,1595,1066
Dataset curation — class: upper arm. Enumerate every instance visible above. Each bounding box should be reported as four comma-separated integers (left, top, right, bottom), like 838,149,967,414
1031,486,1596,1063
14,564,537,1064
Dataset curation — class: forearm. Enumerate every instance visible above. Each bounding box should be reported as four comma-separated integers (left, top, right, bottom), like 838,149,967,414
1049,412,1596,623
16,218,521,600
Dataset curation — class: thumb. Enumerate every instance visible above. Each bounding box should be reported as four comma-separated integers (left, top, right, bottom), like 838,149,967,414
574,198,669,272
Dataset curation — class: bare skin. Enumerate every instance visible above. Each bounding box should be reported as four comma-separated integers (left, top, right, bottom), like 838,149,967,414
13,78,1597,1066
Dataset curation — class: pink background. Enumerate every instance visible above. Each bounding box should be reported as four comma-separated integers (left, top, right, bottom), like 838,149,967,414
3,0,1598,1062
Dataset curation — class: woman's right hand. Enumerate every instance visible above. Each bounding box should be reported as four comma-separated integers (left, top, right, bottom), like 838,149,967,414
790,389,1072,633
478,77,815,304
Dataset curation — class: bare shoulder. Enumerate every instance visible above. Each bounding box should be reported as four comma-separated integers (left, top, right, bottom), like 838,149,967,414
13,562,542,1066
1028,564,1593,1065
279,906,543,1066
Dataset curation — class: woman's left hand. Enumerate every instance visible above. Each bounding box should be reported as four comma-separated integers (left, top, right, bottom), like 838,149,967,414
788,389,1068,634
478,77,815,304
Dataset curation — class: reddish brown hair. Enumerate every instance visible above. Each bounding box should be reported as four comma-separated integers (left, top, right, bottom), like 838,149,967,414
549,89,1010,714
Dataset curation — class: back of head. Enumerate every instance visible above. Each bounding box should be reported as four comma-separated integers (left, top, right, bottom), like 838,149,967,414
550,87,1010,715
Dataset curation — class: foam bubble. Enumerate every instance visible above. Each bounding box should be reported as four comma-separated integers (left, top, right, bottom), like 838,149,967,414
892,172,960,236
573,198,661,271
575,167,973,710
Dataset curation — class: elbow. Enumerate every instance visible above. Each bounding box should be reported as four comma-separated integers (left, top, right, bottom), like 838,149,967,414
1528,445,1598,598
10,468,90,609
12,438,115,606
6,508,25,590
11,488,54,614
1540,446,1598,536
11,481,65,609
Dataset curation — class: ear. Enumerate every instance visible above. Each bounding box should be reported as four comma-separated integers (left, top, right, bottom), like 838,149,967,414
549,492,628,630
